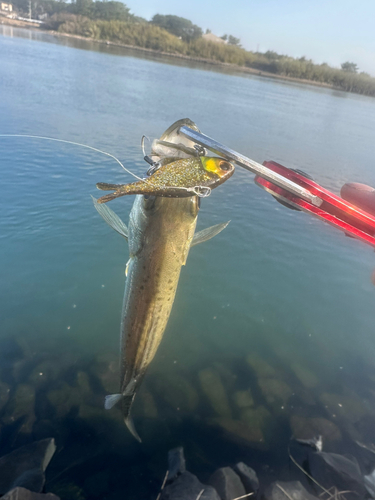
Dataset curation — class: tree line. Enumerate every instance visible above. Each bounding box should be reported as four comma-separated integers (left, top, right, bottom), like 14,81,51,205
13,0,375,97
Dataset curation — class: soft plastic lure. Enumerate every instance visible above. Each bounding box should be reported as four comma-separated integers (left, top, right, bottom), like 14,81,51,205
96,156,234,203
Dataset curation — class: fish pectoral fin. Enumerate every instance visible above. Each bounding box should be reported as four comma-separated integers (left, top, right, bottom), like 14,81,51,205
125,415,142,443
91,195,129,240
191,221,231,248
104,393,122,410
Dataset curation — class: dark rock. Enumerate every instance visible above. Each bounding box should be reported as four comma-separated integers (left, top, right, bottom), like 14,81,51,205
290,416,341,443
2,383,36,434
155,373,199,413
309,451,367,500
198,368,232,418
208,467,246,500
209,417,266,448
83,470,109,497
233,462,259,494
354,441,375,474
2,487,60,500
160,471,220,500
364,469,375,498
0,438,56,494
11,469,44,492
167,447,186,481
0,381,10,411
266,481,319,500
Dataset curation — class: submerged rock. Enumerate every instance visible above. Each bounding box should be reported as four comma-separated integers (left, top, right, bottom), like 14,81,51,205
233,462,259,495
2,487,60,500
258,378,292,410
290,363,319,388
232,390,254,410
309,451,367,500
2,384,36,435
212,362,237,391
246,354,276,378
319,392,368,424
0,381,10,412
198,368,232,418
47,372,95,419
47,382,78,418
95,353,118,394
209,467,245,500
290,416,341,442
265,481,319,500
290,415,341,441
155,374,199,413
364,469,375,498
28,361,61,388
0,438,56,494
209,417,266,447
83,470,109,498
167,447,186,481
138,389,158,419
161,471,220,500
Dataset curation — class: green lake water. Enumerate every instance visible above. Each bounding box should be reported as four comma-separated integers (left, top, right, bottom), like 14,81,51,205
1,25,375,498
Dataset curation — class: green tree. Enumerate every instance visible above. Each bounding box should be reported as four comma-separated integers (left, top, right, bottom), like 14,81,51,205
74,0,93,17
341,61,358,73
151,14,202,42
227,34,241,47
90,1,131,21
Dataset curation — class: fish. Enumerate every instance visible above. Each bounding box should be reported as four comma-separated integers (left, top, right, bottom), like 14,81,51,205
96,155,234,203
92,119,232,442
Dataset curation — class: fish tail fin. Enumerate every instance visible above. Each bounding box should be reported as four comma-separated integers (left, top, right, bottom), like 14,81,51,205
104,393,122,410
125,414,142,443
96,181,144,204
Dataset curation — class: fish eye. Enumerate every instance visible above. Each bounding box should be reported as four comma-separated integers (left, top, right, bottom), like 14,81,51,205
219,161,231,171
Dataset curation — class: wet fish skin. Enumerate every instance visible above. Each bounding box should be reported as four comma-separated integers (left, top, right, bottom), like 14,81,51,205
120,195,200,440
96,156,234,203
93,194,229,442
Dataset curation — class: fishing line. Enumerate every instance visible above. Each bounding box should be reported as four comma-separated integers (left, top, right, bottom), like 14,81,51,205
0,134,146,182
0,134,212,198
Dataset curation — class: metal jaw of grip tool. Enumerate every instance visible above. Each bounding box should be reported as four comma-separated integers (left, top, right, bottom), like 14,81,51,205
179,126,375,249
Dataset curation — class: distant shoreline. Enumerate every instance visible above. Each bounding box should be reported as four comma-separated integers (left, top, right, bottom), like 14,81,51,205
0,17,336,91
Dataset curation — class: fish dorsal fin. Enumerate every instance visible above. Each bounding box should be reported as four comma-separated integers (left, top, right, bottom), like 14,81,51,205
91,195,128,240
191,221,230,247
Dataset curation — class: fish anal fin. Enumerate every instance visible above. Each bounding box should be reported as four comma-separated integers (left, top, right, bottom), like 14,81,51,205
91,195,128,240
191,221,230,248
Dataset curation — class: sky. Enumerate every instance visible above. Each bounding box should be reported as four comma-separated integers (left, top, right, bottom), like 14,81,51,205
125,0,375,76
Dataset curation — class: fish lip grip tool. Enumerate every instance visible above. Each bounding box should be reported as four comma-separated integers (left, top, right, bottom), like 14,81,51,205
179,126,375,248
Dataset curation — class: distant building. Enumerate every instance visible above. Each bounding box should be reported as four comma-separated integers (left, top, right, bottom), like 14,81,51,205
202,33,227,44
0,2,13,12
